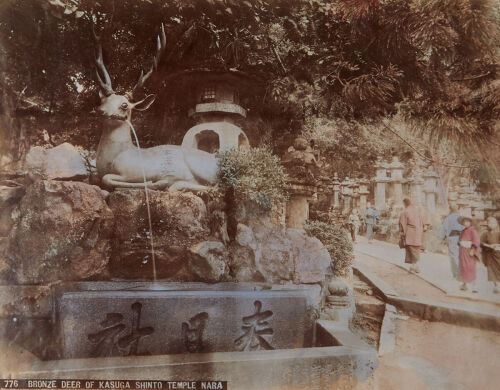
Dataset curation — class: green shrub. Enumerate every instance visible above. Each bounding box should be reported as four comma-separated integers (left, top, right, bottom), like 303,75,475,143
304,220,354,277
213,147,289,213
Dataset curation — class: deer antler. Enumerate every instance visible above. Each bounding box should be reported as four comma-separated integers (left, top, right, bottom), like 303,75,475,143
131,23,167,99
92,23,114,96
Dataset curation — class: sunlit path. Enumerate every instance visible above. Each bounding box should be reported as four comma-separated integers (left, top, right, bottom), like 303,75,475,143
354,236,500,305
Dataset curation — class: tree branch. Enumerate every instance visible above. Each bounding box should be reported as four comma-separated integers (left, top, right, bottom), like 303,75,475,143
451,72,491,82
268,39,287,76
381,121,470,168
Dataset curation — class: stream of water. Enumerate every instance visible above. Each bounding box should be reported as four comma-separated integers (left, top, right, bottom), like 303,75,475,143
126,120,157,281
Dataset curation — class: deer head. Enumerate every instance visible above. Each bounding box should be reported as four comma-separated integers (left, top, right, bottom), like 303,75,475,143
92,22,166,122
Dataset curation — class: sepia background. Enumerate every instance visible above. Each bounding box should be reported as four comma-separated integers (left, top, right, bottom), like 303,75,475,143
0,1,499,389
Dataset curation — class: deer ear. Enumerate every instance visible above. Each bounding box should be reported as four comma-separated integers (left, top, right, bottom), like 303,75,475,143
133,94,156,111
99,89,106,99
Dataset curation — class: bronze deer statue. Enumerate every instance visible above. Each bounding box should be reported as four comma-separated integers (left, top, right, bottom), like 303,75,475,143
93,23,218,191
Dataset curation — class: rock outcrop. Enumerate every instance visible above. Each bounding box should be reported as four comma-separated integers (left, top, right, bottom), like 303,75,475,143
188,241,229,282
0,180,26,280
3,181,331,285
0,182,25,235
105,190,331,284
229,223,331,284
107,189,213,279
25,143,88,181
8,180,114,283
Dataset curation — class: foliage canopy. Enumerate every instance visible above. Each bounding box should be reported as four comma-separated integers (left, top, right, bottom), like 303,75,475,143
0,0,499,185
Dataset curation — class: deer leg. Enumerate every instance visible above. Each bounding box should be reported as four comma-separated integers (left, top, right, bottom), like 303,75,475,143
169,181,211,192
148,179,173,190
102,174,153,189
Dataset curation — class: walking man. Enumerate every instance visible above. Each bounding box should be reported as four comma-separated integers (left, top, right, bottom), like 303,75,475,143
364,202,379,243
399,198,424,273
438,203,464,281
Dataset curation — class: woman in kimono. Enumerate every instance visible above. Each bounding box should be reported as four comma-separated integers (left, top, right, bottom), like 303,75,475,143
348,208,361,242
458,212,481,292
481,216,500,294
364,202,379,243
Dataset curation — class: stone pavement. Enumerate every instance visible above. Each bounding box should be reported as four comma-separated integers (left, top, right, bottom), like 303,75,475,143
354,236,500,305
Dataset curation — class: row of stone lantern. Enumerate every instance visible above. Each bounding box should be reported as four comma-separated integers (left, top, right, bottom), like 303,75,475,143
333,175,370,213
282,138,372,229
282,144,496,230
448,177,494,221
374,159,496,224
374,157,440,212
312,173,371,215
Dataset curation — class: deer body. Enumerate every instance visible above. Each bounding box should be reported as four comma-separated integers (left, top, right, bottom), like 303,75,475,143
92,25,218,191
96,119,218,190
96,119,134,176
95,102,218,191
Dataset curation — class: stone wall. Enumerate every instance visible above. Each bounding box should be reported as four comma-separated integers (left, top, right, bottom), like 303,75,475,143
1,157,333,287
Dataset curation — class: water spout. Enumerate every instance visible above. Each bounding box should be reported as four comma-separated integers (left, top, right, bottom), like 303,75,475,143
126,120,157,281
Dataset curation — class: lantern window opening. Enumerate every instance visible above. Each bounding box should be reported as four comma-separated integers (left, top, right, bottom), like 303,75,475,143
202,85,217,102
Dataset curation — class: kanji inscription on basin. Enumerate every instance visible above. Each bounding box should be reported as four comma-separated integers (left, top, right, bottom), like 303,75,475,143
58,290,308,358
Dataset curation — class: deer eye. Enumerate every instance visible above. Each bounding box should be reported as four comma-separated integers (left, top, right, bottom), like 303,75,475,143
120,103,128,109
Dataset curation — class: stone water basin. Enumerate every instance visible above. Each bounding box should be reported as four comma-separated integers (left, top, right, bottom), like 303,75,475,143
57,287,309,358
5,282,377,389
51,282,319,359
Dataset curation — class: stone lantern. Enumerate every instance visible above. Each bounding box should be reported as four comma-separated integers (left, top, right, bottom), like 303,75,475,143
358,178,370,211
350,181,360,210
317,176,334,208
180,71,251,153
374,159,390,211
423,168,439,212
448,185,459,204
282,137,319,229
471,193,486,221
457,197,472,216
484,199,495,218
408,168,425,206
341,177,353,213
286,184,317,228
457,178,473,215
332,173,341,209
387,156,405,206
473,202,486,221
